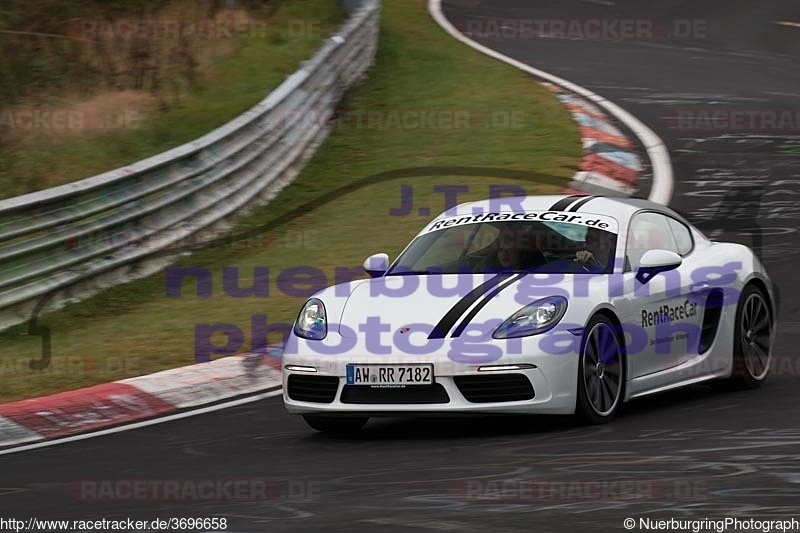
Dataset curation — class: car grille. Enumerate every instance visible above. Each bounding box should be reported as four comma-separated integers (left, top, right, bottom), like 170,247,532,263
287,375,340,403
454,374,535,403
340,384,449,404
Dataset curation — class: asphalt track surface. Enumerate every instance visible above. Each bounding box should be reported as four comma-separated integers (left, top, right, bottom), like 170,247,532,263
3,1,800,531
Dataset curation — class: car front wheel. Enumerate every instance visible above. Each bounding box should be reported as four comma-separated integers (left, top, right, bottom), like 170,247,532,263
576,314,625,424
729,285,773,388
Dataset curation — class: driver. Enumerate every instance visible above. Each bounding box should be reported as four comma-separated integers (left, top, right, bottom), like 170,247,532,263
575,227,612,270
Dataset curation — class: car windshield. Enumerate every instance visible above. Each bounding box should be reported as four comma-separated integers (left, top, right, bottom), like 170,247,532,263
388,218,618,275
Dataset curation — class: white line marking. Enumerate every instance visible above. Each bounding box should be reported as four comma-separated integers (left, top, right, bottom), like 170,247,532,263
680,441,800,453
0,388,283,456
428,0,674,205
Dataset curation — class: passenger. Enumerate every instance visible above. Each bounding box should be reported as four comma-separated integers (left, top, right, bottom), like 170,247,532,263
486,227,546,271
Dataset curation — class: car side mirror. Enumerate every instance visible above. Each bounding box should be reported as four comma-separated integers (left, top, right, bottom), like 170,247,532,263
636,249,682,284
363,253,389,278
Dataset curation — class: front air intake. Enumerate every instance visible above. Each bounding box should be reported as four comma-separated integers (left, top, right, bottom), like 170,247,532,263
454,374,535,403
287,375,340,403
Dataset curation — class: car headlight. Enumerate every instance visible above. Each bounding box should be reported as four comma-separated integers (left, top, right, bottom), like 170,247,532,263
493,296,568,339
294,298,327,340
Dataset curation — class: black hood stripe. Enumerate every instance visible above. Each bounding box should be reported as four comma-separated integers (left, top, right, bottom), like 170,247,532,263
451,273,527,338
567,195,597,212
548,194,585,211
427,273,514,339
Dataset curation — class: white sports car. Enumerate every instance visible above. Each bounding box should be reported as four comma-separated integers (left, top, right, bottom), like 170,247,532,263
282,195,776,432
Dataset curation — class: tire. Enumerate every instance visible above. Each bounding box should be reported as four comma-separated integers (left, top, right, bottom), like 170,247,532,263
576,314,625,424
729,285,773,389
303,415,368,434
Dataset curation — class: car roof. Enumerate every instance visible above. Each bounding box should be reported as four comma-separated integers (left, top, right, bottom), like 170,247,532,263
452,194,687,225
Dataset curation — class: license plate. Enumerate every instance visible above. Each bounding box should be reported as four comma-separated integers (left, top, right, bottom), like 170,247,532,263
346,364,434,386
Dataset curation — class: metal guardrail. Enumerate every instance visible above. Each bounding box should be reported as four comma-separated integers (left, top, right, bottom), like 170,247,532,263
0,0,380,330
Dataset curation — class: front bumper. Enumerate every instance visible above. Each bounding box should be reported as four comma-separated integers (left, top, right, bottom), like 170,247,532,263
281,333,579,415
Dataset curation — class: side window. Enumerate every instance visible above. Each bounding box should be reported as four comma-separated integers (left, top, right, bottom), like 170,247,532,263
666,217,693,255
465,224,500,255
412,224,499,270
626,212,678,270
413,225,476,268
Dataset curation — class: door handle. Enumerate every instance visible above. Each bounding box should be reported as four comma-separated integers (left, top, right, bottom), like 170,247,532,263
691,282,710,292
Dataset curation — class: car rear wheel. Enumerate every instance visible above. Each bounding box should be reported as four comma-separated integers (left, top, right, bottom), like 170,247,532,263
303,415,368,434
576,315,625,424
729,285,772,388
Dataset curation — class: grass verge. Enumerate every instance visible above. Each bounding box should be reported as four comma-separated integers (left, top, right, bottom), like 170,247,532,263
0,0,581,402
0,0,345,198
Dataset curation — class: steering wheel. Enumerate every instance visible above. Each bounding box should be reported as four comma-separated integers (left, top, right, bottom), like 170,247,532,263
572,253,603,272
